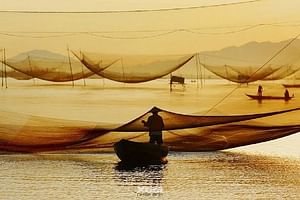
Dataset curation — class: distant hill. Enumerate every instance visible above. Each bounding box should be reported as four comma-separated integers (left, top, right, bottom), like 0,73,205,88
11,49,71,61
173,38,300,79
12,39,300,65
199,39,300,66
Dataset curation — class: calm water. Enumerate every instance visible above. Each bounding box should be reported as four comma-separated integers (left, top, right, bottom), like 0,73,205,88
1,79,300,199
0,152,299,200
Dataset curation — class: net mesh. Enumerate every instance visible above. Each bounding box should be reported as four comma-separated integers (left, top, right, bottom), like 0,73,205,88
199,39,300,82
4,53,94,82
0,107,299,152
263,65,300,80
200,63,281,83
163,123,300,151
73,51,195,83
0,69,32,80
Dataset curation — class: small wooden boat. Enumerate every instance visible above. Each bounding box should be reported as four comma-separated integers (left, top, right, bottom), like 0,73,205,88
114,139,168,165
282,84,300,88
246,94,294,101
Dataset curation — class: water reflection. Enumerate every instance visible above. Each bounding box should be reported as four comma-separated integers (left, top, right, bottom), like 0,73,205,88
0,152,299,199
114,162,165,197
114,162,165,183
165,151,300,199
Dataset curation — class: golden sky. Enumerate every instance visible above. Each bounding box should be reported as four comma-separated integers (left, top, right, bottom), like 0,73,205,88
1,0,300,56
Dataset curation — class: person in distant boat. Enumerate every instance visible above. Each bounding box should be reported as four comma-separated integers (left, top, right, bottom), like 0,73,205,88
257,85,263,97
284,89,290,99
142,107,165,145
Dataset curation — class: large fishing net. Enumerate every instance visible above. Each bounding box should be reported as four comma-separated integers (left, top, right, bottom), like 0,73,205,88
0,107,299,152
0,69,32,80
72,51,195,83
199,39,300,83
3,51,95,82
263,65,300,80
200,63,280,83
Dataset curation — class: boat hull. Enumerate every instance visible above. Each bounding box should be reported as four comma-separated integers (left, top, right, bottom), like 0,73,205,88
282,84,300,88
246,94,293,101
114,139,168,165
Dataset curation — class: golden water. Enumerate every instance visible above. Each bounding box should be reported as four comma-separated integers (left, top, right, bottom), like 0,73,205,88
0,78,300,199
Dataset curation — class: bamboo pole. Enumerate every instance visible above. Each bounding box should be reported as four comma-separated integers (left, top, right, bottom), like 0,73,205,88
196,53,199,89
198,54,204,88
79,51,86,86
67,46,74,87
1,48,3,88
203,56,206,86
4,48,7,88
28,55,35,85
121,58,126,86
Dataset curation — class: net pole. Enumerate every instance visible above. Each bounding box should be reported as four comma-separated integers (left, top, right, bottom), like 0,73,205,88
200,54,204,88
4,48,7,88
225,64,230,85
67,46,74,87
196,53,199,89
1,48,3,88
80,50,86,86
199,54,203,88
28,55,35,85
99,60,105,87
203,56,206,86
121,58,125,86
170,73,172,92
225,64,228,80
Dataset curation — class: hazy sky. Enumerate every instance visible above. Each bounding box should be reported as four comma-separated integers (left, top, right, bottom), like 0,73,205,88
1,0,300,56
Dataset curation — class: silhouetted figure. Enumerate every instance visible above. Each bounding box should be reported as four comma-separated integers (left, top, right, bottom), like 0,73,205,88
284,89,290,99
142,107,164,145
257,85,263,97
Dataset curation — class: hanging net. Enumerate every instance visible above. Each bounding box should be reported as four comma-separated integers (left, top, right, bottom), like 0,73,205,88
263,65,300,80
0,69,32,80
198,39,300,82
0,106,299,153
163,123,300,151
200,63,280,83
72,51,195,83
3,52,95,82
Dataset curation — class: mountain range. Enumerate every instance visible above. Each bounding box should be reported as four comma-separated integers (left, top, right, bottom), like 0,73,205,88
199,39,300,66
8,39,300,79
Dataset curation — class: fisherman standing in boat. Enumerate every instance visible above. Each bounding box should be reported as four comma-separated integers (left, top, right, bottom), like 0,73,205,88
284,89,290,100
257,85,263,97
142,107,165,145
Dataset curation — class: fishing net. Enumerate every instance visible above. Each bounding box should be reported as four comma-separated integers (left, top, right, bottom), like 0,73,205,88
162,122,300,151
0,110,113,152
72,51,195,83
200,63,280,83
263,65,300,80
0,107,299,152
0,69,32,80
198,39,300,82
3,52,95,82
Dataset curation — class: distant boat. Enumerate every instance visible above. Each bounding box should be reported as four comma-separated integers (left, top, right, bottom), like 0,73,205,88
282,84,300,88
245,94,294,101
114,139,168,165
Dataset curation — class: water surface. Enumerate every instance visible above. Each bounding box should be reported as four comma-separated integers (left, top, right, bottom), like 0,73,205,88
0,152,299,200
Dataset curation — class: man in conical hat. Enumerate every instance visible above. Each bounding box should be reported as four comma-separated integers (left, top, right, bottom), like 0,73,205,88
142,107,165,145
